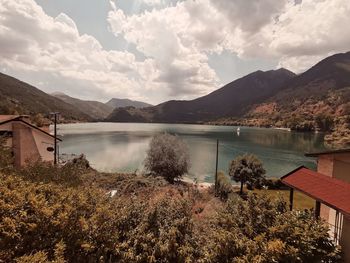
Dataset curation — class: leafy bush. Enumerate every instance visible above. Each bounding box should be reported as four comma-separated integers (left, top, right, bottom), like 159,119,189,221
0,137,14,173
203,194,342,262
18,159,84,187
144,133,190,183
216,171,232,200
0,138,342,262
0,171,342,262
0,169,199,262
262,178,288,190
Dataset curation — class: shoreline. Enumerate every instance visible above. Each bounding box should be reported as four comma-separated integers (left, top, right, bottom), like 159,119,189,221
55,121,316,133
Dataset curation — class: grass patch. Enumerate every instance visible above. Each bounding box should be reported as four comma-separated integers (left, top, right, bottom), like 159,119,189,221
253,189,315,210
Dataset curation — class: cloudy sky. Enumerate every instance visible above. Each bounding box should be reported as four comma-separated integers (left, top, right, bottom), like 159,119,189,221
0,0,350,104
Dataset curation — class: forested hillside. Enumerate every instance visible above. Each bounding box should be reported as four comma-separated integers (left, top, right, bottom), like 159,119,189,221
0,73,91,122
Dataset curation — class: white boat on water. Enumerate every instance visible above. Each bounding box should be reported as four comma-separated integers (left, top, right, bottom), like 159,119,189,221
236,127,240,136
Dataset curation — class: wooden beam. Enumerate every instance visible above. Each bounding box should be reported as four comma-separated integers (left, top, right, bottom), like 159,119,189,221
315,201,321,219
289,188,294,211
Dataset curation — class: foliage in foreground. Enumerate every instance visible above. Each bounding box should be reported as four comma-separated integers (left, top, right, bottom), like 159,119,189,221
0,138,342,263
0,168,341,263
0,172,199,262
205,195,341,263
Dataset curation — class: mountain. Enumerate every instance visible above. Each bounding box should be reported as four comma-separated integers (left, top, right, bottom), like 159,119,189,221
53,92,113,120
0,72,91,122
106,68,296,123
106,98,153,109
246,52,350,128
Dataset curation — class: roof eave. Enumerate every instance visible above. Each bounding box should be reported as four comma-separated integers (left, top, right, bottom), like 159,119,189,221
305,148,350,157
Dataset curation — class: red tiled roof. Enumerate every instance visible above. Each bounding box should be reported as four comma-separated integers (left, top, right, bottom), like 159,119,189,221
281,167,350,217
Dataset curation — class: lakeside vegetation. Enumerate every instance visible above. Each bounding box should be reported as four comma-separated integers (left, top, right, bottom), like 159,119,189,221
0,136,343,262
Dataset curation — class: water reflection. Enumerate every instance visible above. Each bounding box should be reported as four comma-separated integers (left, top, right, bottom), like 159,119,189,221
58,123,326,183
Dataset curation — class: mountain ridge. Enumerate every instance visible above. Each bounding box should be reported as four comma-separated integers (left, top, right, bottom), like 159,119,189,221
106,68,296,123
52,93,114,120
106,98,153,109
0,72,92,122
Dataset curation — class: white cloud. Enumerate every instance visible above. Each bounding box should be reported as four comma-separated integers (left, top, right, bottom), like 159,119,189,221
1,0,350,105
270,0,350,71
109,0,350,76
0,0,221,103
0,0,195,103
108,1,224,96
142,0,163,6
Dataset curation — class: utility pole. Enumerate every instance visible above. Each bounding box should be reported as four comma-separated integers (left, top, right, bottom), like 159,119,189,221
215,139,219,192
50,112,60,165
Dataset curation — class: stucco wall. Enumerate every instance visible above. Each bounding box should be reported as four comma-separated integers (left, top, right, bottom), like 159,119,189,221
2,120,56,167
32,128,54,162
341,216,350,263
12,122,41,167
318,153,350,263
333,156,350,183
317,156,334,176
318,156,334,221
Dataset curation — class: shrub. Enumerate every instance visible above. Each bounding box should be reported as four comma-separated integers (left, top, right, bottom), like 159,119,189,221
263,178,289,190
0,172,199,262
0,172,342,262
216,171,232,200
0,145,342,262
203,194,342,262
144,133,190,183
18,159,84,187
0,137,14,173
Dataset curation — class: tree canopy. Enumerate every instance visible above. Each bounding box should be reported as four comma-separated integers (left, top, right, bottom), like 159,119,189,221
144,133,190,183
229,154,266,194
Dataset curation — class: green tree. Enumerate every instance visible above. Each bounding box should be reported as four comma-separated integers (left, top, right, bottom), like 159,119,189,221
229,154,266,195
315,114,334,131
144,133,190,183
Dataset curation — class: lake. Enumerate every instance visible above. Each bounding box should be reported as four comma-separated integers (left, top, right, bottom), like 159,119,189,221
57,122,326,183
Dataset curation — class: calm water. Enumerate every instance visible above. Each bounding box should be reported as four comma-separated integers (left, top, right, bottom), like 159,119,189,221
57,123,326,183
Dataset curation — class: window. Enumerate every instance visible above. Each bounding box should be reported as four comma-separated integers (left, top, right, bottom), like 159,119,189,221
0,131,13,137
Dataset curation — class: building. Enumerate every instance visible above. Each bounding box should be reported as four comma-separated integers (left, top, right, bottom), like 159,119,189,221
0,115,60,167
282,149,350,263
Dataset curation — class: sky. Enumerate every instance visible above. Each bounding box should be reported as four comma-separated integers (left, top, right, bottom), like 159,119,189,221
0,0,350,105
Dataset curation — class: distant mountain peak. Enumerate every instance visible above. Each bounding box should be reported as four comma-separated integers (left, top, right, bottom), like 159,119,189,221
52,92,114,120
275,68,296,75
244,68,296,79
106,98,153,109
